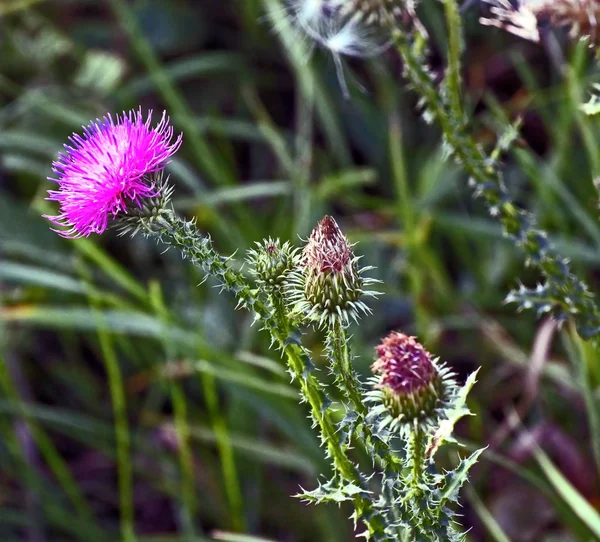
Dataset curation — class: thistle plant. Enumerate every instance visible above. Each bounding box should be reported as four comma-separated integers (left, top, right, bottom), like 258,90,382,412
367,332,483,540
44,108,484,539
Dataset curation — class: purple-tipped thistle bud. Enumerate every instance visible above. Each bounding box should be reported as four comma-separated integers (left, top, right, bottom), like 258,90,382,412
247,238,300,291
368,332,455,430
287,216,379,327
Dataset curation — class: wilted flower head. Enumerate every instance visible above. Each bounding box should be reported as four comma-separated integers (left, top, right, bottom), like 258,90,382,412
481,0,600,45
287,215,379,327
247,238,300,290
45,109,182,238
367,332,455,430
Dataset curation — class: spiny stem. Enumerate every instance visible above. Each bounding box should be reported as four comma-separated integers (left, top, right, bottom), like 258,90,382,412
442,0,463,120
407,426,430,539
326,321,403,474
392,24,600,339
410,426,425,485
328,320,365,411
280,342,389,537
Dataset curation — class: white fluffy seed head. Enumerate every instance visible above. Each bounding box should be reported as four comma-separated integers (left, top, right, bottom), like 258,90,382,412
290,0,391,56
295,0,326,26
283,0,395,95
323,18,389,57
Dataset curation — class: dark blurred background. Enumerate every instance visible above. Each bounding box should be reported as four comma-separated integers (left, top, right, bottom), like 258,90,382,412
1,0,600,540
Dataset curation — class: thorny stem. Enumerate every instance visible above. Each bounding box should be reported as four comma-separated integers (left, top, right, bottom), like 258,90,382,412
410,426,425,486
328,320,365,411
441,0,463,121
327,321,403,474
392,18,600,339
407,426,429,539
284,352,389,537
133,210,390,539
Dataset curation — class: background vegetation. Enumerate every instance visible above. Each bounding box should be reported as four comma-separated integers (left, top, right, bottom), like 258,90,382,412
1,0,600,540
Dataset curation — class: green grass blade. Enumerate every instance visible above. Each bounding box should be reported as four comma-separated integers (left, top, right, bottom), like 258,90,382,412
535,450,600,539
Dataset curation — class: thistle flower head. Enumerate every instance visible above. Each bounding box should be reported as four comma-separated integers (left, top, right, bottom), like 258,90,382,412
45,109,182,238
367,332,456,431
247,238,301,290
287,215,379,327
481,0,600,45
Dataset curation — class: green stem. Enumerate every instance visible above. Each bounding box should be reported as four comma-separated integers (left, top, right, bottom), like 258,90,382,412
408,426,426,539
442,0,463,121
270,295,389,538
326,321,403,475
411,427,425,485
278,338,388,537
328,320,365,411
392,26,600,338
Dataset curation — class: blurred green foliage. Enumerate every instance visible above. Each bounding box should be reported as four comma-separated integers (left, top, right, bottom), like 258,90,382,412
1,0,600,540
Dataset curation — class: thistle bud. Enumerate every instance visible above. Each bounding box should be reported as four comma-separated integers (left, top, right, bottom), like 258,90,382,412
287,216,378,327
368,332,455,430
247,238,300,291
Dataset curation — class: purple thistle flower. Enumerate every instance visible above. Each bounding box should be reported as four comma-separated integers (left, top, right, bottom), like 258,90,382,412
45,109,182,238
372,332,438,395
369,332,455,427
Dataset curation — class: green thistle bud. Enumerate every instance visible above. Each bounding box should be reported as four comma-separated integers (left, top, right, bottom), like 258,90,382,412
367,332,456,431
247,238,300,291
287,215,379,327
